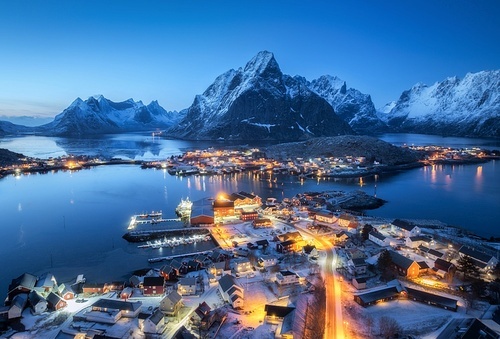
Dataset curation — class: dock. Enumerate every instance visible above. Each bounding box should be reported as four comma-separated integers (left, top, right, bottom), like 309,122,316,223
128,213,181,230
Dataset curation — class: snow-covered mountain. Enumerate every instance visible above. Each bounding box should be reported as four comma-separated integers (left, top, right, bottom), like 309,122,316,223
0,120,33,136
378,71,500,138
308,75,388,133
37,96,184,136
168,51,354,140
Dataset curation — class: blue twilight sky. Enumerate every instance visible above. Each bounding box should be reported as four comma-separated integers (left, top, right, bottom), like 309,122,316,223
0,0,499,117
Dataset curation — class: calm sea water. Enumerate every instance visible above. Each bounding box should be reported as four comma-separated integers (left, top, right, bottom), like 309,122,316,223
0,133,499,297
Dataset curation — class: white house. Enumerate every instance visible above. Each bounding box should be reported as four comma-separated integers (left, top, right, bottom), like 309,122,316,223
160,291,183,316
257,255,278,268
141,309,166,334
391,219,421,238
8,294,27,319
28,291,47,315
405,235,434,249
231,258,252,275
177,277,197,296
218,274,244,309
276,270,300,286
458,246,499,272
369,231,390,247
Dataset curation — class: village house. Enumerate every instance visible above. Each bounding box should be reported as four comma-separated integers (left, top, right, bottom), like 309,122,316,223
333,231,349,244
218,274,244,309
141,309,166,335
86,299,142,324
277,239,298,253
104,281,125,293
177,277,197,296
121,287,134,300
57,284,75,300
315,210,336,225
302,244,319,259
352,277,367,290
8,273,37,302
208,261,228,276
389,251,421,278
34,273,57,294
143,277,165,296
276,270,300,285
458,245,499,273
258,255,278,268
338,213,357,228
231,257,253,275
160,291,183,316
187,260,201,272
418,245,444,261
169,259,189,275
348,258,368,276
264,304,297,339
433,258,456,280
252,218,273,228
391,219,421,238
229,191,261,207
159,265,177,281
46,292,67,311
8,294,27,319
406,235,434,249
191,302,217,331
255,239,270,249
83,282,105,295
240,210,259,221
369,230,391,247
210,249,231,263
28,290,48,315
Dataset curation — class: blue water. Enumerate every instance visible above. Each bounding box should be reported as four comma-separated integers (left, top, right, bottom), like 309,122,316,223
1,132,499,298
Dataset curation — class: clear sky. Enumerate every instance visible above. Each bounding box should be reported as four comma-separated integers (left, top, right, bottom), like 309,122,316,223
1,0,499,117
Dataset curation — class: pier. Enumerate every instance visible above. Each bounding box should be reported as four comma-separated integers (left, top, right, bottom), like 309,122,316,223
127,214,181,230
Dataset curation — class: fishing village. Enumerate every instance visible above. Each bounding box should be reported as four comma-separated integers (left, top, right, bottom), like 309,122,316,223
1,142,500,339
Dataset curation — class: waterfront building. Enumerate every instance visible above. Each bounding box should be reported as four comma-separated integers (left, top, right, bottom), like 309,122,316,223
213,200,235,218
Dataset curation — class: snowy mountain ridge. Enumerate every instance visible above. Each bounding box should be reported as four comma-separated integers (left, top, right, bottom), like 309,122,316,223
37,96,184,136
379,70,500,137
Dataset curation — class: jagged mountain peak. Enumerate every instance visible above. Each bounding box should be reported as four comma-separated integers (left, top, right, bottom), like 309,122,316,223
243,50,281,78
169,51,353,140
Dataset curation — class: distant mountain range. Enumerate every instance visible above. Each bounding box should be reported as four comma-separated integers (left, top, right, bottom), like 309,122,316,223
0,51,498,139
378,70,500,137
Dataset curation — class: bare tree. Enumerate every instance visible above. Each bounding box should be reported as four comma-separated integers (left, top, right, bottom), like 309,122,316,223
378,316,402,338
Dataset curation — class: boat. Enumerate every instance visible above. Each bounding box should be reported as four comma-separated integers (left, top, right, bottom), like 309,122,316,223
175,198,193,217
